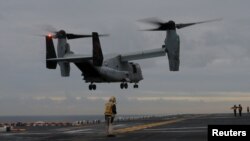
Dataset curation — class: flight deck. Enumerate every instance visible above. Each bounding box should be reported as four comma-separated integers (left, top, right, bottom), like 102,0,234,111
1,113,249,141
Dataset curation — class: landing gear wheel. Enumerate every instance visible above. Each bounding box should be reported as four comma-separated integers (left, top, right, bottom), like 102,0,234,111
133,84,139,88
92,84,96,90
124,83,128,89
120,83,124,89
89,83,96,90
89,84,92,90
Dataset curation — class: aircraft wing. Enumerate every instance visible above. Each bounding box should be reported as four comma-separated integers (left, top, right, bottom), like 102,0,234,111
47,54,92,63
120,48,166,61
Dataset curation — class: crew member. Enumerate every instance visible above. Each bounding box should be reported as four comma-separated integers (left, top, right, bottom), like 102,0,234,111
104,96,117,137
238,104,243,117
231,105,237,117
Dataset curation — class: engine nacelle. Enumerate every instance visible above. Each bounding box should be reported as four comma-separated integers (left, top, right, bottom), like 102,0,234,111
165,30,180,71
57,40,71,77
59,62,70,77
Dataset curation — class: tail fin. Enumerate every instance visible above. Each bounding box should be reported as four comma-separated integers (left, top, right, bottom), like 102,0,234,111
92,32,103,66
46,36,57,69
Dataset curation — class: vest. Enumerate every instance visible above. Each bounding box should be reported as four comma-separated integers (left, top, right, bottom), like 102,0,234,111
105,102,114,116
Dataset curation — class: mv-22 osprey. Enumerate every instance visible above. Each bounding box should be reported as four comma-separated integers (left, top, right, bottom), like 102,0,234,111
45,19,219,90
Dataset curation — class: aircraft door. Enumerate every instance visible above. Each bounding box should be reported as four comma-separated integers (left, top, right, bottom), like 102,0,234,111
129,63,142,82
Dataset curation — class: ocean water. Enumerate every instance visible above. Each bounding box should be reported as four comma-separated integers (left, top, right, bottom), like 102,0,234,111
0,115,104,123
0,115,158,123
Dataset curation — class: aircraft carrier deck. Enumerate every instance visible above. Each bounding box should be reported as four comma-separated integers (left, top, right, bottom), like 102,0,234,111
1,113,250,141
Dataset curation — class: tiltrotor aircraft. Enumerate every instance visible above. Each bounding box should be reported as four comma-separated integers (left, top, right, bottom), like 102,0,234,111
45,19,219,90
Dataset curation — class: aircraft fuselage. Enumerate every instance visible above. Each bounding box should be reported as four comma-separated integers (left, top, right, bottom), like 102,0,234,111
83,55,143,83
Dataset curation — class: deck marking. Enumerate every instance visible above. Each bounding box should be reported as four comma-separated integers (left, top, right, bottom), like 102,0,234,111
143,130,206,133
64,129,93,134
115,115,208,134
144,126,206,131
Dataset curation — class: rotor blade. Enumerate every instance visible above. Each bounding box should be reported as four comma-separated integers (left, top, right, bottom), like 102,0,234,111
33,33,47,37
39,24,58,33
138,17,165,26
139,28,163,31
139,17,176,31
66,34,92,39
66,33,109,39
98,34,109,37
176,18,222,29
33,33,56,38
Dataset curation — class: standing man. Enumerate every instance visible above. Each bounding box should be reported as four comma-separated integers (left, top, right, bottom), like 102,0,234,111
238,104,243,117
231,105,237,117
247,106,249,113
104,96,117,137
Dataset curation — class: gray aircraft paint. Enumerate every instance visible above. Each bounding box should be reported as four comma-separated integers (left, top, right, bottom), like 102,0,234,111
165,30,180,71
57,38,70,77
46,30,178,88
46,17,216,90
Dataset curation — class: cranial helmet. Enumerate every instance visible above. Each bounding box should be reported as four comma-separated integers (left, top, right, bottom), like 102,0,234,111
109,96,116,103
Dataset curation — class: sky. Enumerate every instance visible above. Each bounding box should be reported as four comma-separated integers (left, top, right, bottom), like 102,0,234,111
0,0,250,116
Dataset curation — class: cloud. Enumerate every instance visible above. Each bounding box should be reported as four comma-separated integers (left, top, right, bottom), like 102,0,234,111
128,96,250,102
33,96,46,100
86,96,109,101
32,96,67,102
1,91,250,115
48,96,67,102
75,96,82,100
0,0,250,115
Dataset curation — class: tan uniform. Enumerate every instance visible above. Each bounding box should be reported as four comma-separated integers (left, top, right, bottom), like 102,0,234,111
105,101,114,116
104,96,117,136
